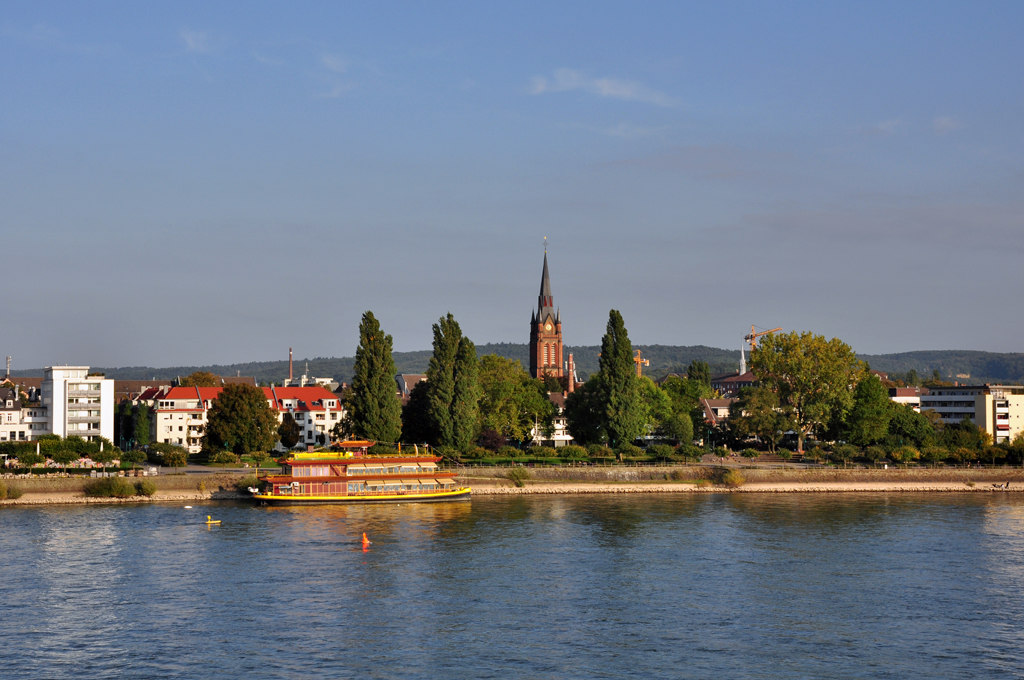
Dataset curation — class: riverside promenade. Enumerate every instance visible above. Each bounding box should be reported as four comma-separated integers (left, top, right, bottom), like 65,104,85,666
3,465,1024,505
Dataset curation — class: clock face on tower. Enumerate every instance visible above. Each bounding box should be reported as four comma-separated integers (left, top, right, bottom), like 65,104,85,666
545,322,552,331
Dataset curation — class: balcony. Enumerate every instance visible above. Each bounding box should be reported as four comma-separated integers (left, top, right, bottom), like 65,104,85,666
67,389,102,398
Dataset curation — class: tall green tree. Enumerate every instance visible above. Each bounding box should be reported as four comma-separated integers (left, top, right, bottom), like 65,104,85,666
729,386,792,453
599,310,646,448
278,412,301,449
203,383,279,456
426,313,480,450
400,382,433,444
659,375,713,442
350,311,403,443
133,403,150,447
844,375,892,446
885,402,937,449
751,330,866,452
639,376,672,438
564,378,606,445
686,360,711,387
477,355,553,443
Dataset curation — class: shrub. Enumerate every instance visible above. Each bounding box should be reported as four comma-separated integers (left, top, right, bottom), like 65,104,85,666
213,451,239,467
617,443,644,458
952,447,977,464
0,480,6,500
693,479,711,487
121,450,147,468
504,467,530,488
134,480,157,497
497,445,520,457
527,445,556,458
831,444,860,467
197,481,207,494
777,450,793,461
588,444,614,459
560,445,589,459
83,477,137,498
741,448,760,459
720,470,746,488
434,446,461,462
669,469,687,481
891,446,920,465
7,485,23,500
235,474,258,491
920,447,949,467
649,444,676,460
463,447,490,460
864,446,887,466
680,445,705,462
713,446,730,458
804,447,825,463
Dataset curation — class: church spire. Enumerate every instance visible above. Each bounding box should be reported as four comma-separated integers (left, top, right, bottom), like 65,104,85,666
538,247,553,316
529,243,563,380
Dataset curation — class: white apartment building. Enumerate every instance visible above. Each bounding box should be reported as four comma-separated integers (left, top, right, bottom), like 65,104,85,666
531,393,574,447
919,385,1024,445
152,385,345,454
39,366,114,442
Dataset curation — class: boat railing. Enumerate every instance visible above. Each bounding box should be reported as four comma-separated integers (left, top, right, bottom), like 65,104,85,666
265,486,462,497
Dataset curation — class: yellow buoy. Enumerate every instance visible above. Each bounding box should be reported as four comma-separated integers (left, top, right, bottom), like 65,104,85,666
205,515,221,525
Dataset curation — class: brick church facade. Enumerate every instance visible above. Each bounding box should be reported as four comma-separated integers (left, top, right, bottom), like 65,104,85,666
529,251,563,380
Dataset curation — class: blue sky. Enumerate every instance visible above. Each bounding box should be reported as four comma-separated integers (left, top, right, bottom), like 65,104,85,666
2,1,1022,368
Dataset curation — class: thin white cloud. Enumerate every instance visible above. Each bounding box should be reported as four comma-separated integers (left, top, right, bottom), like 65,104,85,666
180,29,210,54
933,116,962,135
859,119,902,136
2,22,111,55
316,82,356,99
252,51,283,66
321,53,349,73
600,122,667,138
531,68,676,107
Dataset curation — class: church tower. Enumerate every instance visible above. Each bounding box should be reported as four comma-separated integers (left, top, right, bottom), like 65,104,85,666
529,247,563,379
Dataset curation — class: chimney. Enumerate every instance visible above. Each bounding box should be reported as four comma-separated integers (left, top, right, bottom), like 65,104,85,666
289,347,293,381
567,353,576,394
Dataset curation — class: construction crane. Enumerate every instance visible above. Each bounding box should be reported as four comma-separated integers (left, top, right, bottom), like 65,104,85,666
744,325,782,351
633,349,650,377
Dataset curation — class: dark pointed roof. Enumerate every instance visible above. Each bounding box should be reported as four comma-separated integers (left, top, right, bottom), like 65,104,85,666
539,252,552,298
537,251,555,321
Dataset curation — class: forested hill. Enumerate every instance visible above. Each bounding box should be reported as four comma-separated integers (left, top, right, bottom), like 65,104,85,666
857,350,1024,385
11,346,1024,385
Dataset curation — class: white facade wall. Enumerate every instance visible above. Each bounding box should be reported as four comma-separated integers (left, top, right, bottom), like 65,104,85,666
40,366,114,442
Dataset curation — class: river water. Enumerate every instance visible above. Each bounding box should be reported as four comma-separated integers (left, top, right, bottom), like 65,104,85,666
2,494,1023,679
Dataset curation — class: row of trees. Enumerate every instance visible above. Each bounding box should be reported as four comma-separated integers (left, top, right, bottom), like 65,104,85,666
340,309,713,454
0,434,148,469
184,312,1013,463
344,311,552,451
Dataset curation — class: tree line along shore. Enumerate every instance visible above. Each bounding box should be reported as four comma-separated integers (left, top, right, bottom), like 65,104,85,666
3,309,1021,476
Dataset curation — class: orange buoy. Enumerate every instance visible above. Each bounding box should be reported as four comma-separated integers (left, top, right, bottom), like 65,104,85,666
361,532,371,546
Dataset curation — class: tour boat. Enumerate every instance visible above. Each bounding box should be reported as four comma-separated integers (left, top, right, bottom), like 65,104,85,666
251,441,470,505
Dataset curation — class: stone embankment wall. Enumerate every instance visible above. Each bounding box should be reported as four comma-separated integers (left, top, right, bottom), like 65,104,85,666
0,472,246,494
455,466,1024,485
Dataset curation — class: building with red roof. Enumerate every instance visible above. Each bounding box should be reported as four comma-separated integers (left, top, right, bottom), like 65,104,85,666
152,385,344,453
